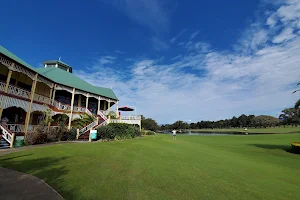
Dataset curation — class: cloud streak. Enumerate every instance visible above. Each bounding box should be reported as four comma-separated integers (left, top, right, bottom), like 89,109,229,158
109,0,175,33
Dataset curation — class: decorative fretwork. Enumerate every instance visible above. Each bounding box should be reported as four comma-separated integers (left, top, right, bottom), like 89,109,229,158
37,76,53,88
14,63,36,80
0,54,13,68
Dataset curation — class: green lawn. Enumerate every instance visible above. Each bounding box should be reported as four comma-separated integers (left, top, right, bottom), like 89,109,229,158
1,134,300,200
189,127,300,133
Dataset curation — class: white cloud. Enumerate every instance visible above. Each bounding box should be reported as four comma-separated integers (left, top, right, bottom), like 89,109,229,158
152,37,169,51
115,50,125,54
273,27,297,43
266,13,277,27
170,29,187,43
97,56,116,65
276,0,300,23
76,0,300,123
109,0,175,32
190,31,200,39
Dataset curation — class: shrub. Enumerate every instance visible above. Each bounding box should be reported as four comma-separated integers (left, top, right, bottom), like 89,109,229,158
25,125,48,145
97,123,141,141
141,129,156,135
47,128,59,142
61,128,77,141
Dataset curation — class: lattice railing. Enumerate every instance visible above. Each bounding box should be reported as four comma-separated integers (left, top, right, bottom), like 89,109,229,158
33,93,51,104
0,82,5,92
73,106,86,113
7,84,31,99
59,103,71,111
121,115,142,120
0,123,13,145
6,124,25,133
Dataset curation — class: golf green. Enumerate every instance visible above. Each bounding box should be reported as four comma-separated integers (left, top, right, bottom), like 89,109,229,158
1,134,300,200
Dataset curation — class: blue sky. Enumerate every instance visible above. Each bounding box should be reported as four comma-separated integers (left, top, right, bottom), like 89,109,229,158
1,0,300,123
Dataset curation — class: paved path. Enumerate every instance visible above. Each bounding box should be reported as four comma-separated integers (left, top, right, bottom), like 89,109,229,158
0,167,64,200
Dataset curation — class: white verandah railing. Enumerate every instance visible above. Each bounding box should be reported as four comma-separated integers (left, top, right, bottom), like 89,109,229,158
4,124,58,133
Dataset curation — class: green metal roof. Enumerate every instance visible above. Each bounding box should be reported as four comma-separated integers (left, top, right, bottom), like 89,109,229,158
0,45,118,100
0,45,37,72
36,67,118,100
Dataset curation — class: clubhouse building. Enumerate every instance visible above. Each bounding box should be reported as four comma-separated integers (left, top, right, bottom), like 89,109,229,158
0,45,141,147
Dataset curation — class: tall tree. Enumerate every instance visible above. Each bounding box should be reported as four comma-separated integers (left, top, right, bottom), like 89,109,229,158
142,118,159,131
237,114,248,127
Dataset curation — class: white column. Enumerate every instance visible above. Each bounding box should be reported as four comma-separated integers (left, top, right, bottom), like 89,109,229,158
116,101,119,118
68,88,75,130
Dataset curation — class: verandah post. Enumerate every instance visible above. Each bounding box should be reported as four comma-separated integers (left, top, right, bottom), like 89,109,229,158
0,68,13,119
68,87,75,130
24,73,38,134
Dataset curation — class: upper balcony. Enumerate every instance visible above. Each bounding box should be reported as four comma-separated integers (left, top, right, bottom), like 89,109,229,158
0,81,51,105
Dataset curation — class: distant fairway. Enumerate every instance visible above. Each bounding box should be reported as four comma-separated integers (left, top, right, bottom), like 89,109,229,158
1,134,300,200
189,126,300,134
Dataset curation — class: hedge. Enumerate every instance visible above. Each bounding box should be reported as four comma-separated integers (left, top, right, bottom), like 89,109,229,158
97,123,141,141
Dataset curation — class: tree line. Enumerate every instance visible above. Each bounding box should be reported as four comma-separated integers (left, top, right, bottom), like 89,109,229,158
142,109,300,131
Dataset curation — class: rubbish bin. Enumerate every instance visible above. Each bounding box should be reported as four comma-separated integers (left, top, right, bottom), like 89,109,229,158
14,136,24,147
90,130,97,140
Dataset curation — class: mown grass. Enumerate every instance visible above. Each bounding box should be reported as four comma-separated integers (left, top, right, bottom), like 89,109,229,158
189,126,300,133
1,134,300,200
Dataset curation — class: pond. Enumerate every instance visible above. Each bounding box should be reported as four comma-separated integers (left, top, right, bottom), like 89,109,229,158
161,131,246,136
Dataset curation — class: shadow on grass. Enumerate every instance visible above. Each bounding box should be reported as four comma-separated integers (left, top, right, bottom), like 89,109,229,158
0,155,77,199
250,144,299,154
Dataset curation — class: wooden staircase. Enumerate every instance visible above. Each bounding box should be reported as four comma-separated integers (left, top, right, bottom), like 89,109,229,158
0,137,10,149
78,116,106,140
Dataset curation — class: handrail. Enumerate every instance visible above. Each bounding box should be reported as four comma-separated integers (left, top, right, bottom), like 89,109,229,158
94,120,107,129
0,123,13,144
79,120,98,135
85,108,93,116
98,110,108,120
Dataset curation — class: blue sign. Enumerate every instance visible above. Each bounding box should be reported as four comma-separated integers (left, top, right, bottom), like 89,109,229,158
90,130,97,140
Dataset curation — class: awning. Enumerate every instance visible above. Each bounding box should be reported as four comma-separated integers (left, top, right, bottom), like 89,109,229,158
0,95,49,113
118,106,134,111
